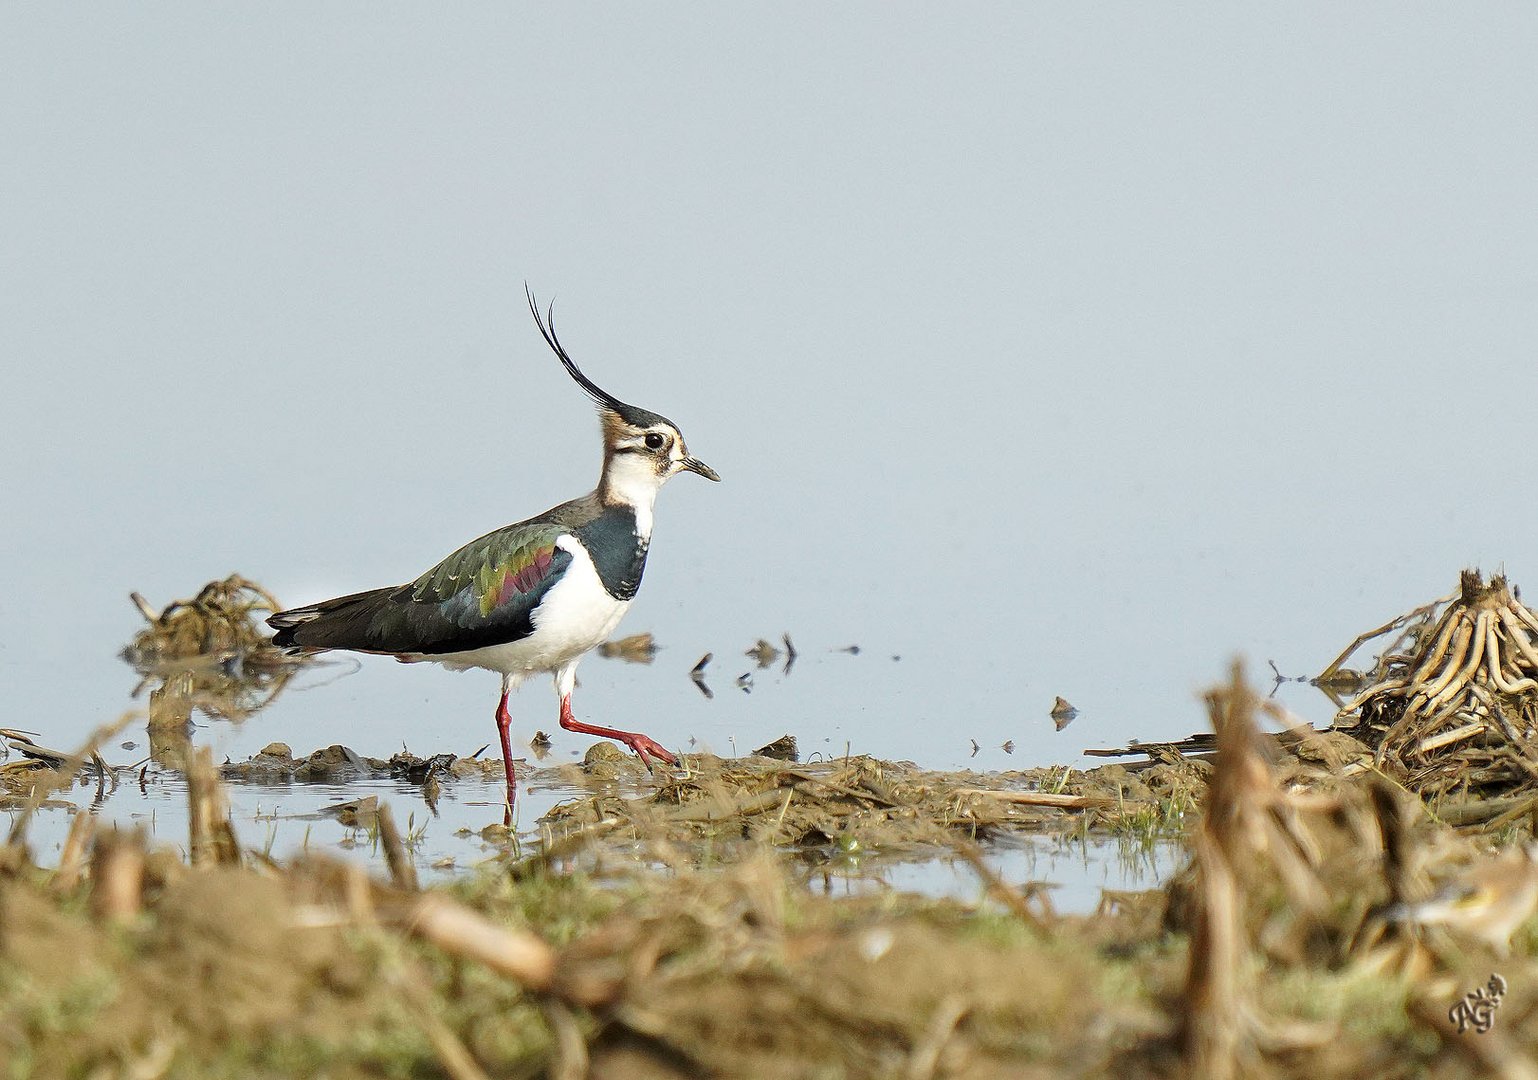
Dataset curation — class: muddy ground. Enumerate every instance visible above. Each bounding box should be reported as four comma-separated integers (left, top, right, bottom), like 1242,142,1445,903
7,669,1538,1080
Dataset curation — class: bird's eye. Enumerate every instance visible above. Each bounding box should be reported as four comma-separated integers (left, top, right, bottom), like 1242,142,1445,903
644,432,667,450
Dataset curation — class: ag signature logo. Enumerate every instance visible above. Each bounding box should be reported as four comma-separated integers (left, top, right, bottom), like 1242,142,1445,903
1449,973,1507,1035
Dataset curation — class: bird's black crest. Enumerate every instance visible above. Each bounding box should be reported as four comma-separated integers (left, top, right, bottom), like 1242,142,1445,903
525,285,666,429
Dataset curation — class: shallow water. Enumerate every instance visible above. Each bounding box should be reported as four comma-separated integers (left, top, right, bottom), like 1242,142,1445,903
8,756,1181,914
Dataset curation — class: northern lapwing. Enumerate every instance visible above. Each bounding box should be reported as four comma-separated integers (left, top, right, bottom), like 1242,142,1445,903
268,290,719,809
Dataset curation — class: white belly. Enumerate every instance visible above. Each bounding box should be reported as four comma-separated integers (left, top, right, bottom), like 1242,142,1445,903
420,535,630,678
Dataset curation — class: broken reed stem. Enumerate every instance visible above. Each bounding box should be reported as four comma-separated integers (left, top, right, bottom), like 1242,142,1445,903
392,894,560,996
1179,661,1310,1078
377,804,419,892
187,746,241,866
90,824,147,924
1416,721,1487,756
54,808,99,892
1369,778,1414,911
542,1001,591,1080
1183,829,1243,1080
1317,593,1453,685
905,993,969,1080
948,834,1048,931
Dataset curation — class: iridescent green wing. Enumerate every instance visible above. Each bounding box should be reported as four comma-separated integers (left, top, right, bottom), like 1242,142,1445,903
409,521,569,613
357,520,573,654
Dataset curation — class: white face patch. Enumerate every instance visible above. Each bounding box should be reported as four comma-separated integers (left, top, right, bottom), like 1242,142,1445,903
601,445,670,537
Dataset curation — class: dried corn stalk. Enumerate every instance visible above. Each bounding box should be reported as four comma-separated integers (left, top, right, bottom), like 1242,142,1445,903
1327,571,1538,789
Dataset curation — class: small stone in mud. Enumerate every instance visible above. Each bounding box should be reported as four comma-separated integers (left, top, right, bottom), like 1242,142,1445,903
295,744,382,781
259,742,294,759
583,741,627,775
752,734,799,761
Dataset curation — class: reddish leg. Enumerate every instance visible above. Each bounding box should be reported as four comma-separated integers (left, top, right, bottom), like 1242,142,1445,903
558,693,678,768
495,689,518,812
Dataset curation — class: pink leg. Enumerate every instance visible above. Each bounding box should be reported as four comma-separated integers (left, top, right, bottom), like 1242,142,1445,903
495,689,517,811
558,694,677,768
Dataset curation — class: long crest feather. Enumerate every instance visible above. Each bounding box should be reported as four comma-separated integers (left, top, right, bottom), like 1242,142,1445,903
525,284,635,415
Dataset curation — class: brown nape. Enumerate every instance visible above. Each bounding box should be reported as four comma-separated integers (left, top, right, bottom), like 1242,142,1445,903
599,409,635,448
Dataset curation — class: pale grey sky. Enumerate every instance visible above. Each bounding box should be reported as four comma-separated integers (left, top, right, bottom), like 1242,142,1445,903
4,7,1538,766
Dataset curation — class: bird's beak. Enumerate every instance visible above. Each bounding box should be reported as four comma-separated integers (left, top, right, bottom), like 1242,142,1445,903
679,456,721,482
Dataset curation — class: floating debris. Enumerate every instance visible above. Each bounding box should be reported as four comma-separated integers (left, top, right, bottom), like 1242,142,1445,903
782,633,798,673
1001,740,1015,754
690,654,714,698
122,575,307,724
736,672,754,693
751,734,799,762
1049,696,1078,731
597,631,658,664
1,726,113,802
835,644,861,655
124,574,287,666
1084,727,1371,777
389,751,457,784
969,738,980,758
529,730,553,752
746,639,781,668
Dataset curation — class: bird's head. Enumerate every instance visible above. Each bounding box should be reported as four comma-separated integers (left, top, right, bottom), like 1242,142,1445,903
527,288,720,507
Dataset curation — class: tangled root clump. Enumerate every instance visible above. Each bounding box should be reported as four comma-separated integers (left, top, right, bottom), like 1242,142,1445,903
121,575,306,726
123,574,285,668
1330,570,1538,794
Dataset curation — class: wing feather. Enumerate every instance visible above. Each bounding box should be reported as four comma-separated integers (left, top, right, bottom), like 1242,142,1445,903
270,520,573,656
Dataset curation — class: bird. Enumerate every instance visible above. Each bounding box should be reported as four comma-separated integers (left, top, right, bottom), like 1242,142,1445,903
1385,842,1538,955
267,289,719,811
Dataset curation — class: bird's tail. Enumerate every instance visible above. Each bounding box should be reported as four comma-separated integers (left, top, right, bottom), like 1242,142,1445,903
268,587,398,655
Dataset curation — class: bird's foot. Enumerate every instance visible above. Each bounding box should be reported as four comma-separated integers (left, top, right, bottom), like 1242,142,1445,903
558,693,678,772
618,733,679,771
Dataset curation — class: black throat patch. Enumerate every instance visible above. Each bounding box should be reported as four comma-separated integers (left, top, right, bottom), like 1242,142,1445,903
573,504,649,601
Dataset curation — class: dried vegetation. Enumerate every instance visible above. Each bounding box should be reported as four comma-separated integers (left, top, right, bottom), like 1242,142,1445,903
1328,569,1538,808
121,574,305,725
